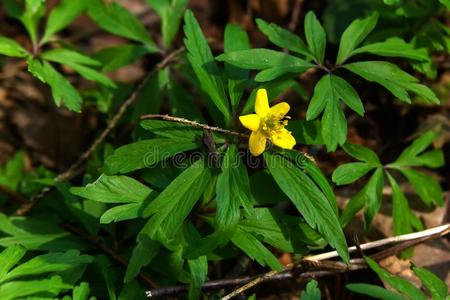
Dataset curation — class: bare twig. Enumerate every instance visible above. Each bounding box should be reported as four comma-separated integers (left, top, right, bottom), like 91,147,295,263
304,223,450,261
15,47,185,216
61,223,158,289
220,224,450,300
140,114,249,138
145,224,449,298
288,0,303,31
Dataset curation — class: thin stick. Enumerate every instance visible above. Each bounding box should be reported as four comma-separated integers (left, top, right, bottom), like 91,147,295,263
140,114,249,138
14,47,185,216
288,0,303,31
220,223,450,300
306,223,450,261
146,223,449,298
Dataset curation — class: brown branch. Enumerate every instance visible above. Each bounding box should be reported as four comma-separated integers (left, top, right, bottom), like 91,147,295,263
221,224,450,300
14,47,185,216
61,223,158,289
288,0,303,31
140,114,249,138
144,224,450,298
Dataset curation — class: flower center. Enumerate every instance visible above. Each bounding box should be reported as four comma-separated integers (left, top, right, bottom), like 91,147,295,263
261,114,289,135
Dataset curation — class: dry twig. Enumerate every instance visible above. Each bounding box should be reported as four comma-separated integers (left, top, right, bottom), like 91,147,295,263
144,224,450,298
14,47,185,216
140,114,248,138
221,224,450,300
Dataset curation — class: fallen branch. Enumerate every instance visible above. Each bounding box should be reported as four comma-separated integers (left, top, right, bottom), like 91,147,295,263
139,114,249,138
144,224,450,298
14,47,185,216
221,223,450,300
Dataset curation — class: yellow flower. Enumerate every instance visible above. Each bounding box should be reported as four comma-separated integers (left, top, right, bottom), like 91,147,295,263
239,89,296,156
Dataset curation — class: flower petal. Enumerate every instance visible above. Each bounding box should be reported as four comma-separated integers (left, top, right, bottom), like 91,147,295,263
249,130,267,156
255,88,270,118
239,114,260,131
270,128,296,149
269,102,290,119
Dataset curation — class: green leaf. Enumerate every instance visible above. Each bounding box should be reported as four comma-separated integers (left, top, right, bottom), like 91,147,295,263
365,257,427,300
224,23,250,109
344,61,440,104
301,280,321,300
147,0,188,47
340,167,384,227
70,63,116,87
0,245,26,282
0,275,71,300
215,145,252,242
336,12,379,64
184,10,231,123
332,162,376,185
321,89,347,151
42,48,115,87
440,0,450,9
0,36,29,57
0,151,25,190
87,0,159,52
386,173,423,240
70,174,153,204
72,282,91,300
255,18,310,58
413,266,449,300
142,158,212,239
104,138,198,174
42,0,85,44
346,283,404,300
12,0,46,45
27,59,82,112
124,234,160,283
265,153,349,262
216,49,314,82
187,255,207,300
231,227,282,271
307,74,363,118
0,213,86,251
287,120,323,145
41,48,101,66
342,143,380,164
0,250,92,283
302,158,338,214
93,44,150,71
239,208,294,252
399,169,443,206
307,74,363,151
100,202,143,224
253,66,308,82
140,120,203,141
390,131,444,168
249,171,288,205
331,75,364,116
304,11,326,64
352,38,430,62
